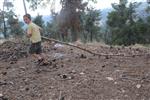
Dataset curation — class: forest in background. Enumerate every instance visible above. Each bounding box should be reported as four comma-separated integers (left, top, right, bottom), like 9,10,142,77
0,0,150,46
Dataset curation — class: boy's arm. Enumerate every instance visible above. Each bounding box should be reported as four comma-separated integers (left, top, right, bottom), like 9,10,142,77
27,27,32,38
39,26,43,33
36,24,43,33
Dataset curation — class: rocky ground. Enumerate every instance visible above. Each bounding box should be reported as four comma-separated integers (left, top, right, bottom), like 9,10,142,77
0,40,150,100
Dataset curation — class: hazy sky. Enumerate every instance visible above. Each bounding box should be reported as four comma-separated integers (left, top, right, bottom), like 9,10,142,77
0,0,147,17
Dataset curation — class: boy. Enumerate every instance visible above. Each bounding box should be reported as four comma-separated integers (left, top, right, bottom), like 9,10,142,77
23,13,46,65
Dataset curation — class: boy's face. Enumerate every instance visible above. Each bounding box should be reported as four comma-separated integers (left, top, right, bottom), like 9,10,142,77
23,16,30,24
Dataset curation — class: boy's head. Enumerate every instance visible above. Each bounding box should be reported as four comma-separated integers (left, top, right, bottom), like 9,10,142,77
23,14,31,24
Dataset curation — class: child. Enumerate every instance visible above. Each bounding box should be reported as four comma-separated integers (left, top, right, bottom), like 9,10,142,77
23,13,47,65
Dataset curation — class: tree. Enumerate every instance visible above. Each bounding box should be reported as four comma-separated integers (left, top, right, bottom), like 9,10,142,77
33,14,44,28
0,0,17,38
25,0,97,42
45,15,60,40
7,13,23,37
33,14,45,35
0,10,3,35
81,8,101,42
107,0,141,45
56,0,89,42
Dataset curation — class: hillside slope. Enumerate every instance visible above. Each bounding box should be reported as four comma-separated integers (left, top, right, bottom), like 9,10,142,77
0,40,150,100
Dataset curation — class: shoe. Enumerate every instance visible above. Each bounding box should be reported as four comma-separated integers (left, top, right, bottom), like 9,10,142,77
39,60,49,66
37,58,44,64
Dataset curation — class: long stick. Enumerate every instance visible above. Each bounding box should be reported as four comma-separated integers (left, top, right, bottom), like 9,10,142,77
23,0,27,14
42,36,95,54
42,36,143,57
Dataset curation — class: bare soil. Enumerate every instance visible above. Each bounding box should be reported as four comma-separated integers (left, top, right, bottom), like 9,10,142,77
0,40,150,100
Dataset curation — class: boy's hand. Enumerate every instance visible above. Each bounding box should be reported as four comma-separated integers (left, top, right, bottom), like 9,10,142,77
27,33,32,38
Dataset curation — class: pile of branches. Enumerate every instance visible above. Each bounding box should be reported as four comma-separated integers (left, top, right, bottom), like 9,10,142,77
0,40,29,62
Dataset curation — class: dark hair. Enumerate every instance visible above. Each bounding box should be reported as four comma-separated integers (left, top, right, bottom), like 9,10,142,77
23,13,31,20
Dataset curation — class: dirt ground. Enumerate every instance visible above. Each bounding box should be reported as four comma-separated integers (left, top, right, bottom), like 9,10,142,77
0,40,150,100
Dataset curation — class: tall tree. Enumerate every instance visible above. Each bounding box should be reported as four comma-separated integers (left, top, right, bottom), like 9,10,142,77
0,11,3,35
25,0,97,42
33,14,45,35
1,0,15,38
33,14,44,28
45,14,60,39
57,0,88,42
7,14,23,37
81,8,101,42
107,0,141,45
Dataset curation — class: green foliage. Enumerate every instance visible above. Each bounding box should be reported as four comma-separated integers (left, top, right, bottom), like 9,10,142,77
106,0,144,45
33,15,45,36
26,0,99,42
0,11,3,33
58,0,89,42
87,0,97,3
26,0,49,10
33,15,44,28
80,8,101,42
7,15,23,37
25,0,150,45
0,1,20,38
145,4,150,13
45,15,60,39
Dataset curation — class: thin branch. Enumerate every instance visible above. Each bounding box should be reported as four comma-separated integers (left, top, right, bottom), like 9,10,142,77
42,36,144,57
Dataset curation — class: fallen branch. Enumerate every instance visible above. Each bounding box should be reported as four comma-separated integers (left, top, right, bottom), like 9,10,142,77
42,36,144,57
42,36,96,54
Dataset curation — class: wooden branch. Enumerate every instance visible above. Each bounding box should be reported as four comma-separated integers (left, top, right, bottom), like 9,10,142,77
42,36,96,54
42,36,144,57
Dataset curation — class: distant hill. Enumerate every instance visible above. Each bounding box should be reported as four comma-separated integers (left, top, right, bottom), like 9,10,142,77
100,2,150,26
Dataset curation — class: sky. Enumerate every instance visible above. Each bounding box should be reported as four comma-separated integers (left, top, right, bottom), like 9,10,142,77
0,0,147,18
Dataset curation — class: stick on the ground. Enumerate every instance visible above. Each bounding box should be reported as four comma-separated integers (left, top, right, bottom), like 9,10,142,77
42,36,143,57
42,36,96,54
